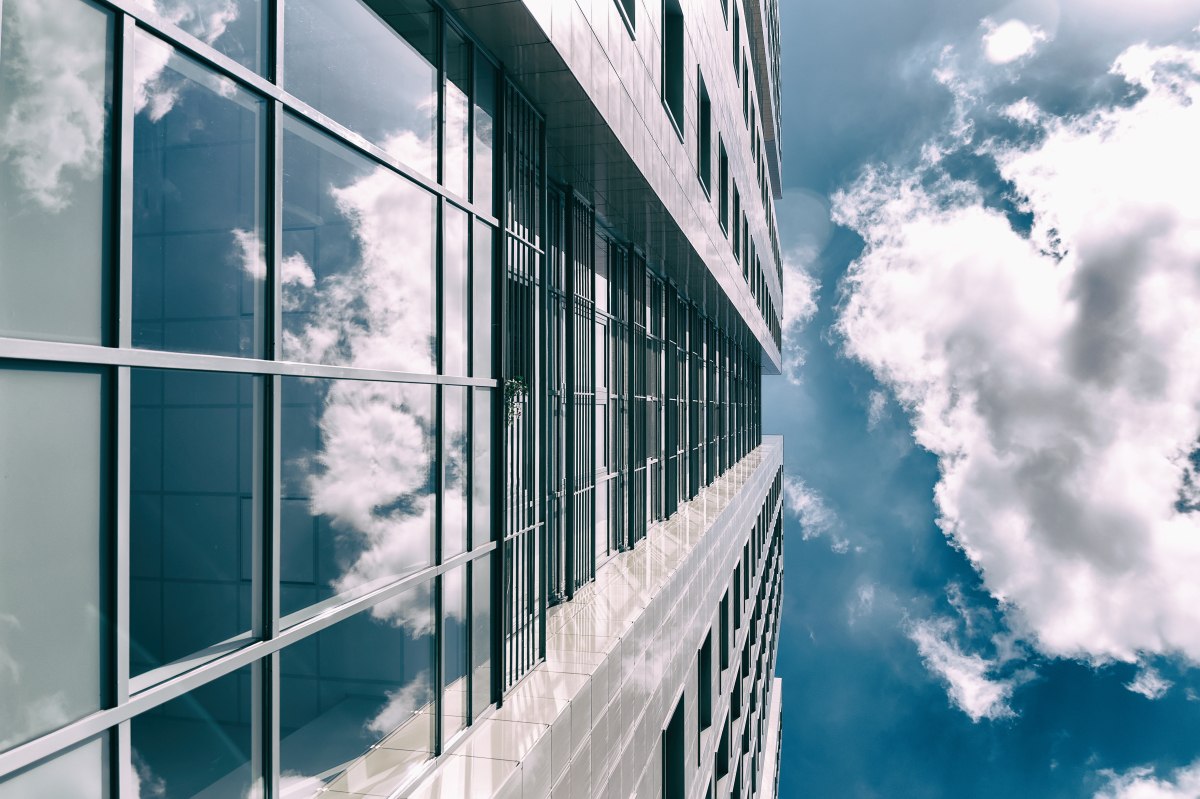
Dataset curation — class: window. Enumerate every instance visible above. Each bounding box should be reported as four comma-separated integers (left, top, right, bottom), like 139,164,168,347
615,0,636,35
743,56,750,126
662,0,685,135
719,139,729,234
732,187,741,261
732,3,740,77
698,70,712,193
721,0,729,24
720,591,730,670
700,631,713,730
716,714,730,779
663,693,686,799
733,564,742,630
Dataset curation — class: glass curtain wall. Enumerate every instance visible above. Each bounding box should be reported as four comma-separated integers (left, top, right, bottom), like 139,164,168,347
0,0,499,795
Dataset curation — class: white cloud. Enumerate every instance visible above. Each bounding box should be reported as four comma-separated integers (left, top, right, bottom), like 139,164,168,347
834,39,1200,666
867,389,888,430
907,616,1017,721
784,474,851,553
1126,666,1173,699
781,245,821,385
1095,760,1200,799
983,20,1047,65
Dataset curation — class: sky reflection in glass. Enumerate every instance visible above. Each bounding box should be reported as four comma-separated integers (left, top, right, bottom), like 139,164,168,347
132,29,265,359
282,116,436,374
0,0,113,346
284,0,437,179
280,377,435,622
279,583,434,798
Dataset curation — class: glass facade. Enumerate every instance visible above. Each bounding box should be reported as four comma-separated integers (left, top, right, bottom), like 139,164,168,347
0,0,498,792
0,0,779,792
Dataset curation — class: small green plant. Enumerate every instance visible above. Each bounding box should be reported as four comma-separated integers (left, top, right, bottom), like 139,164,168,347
504,377,529,426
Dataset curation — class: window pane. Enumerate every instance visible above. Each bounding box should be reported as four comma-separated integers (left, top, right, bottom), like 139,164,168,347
473,57,495,212
470,554,491,720
282,116,436,374
444,27,469,198
443,206,468,377
132,30,266,358
471,219,493,378
131,666,254,797
129,369,258,682
443,386,467,559
132,0,264,74
279,583,434,797
283,0,437,179
0,366,108,750
279,377,434,623
443,565,467,743
0,0,113,345
471,388,491,549
0,734,107,798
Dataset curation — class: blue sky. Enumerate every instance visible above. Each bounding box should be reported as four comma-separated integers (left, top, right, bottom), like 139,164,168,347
766,1,1200,796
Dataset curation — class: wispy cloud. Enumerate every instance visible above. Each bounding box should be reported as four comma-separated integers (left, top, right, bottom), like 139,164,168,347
906,616,1017,722
1125,666,1173,700
784,474,851,553
835,37,1200,668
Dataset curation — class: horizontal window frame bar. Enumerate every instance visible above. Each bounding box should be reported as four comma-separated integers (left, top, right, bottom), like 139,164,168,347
97,0,500,228
0,338,499,387
0,541,496,778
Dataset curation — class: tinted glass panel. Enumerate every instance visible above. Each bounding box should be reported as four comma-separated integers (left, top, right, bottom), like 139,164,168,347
279,377,435,622
470,554,491,719
0,0,113,345
473,57,495,212
129,369,258,682
133,0,265,74
472,219,493,378
442,565,467,742
444,27,469,198
279,583,434,796
0,735,107,797
0,366,107,750
132,31,266,358
284,0,437,178
471,388,491,549
443,205,468,377
131,666,253,797
282,116,436,374
443,386,467,559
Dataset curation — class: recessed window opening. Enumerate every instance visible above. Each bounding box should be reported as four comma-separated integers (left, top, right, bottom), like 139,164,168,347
662,0,685,135
743,56,750,125
720,591,730,670
698,71,712,193
732,187,741,261
732,3,740,77
615,0,636,36
663,693,686,799
719,138,729,234
700,631,713,730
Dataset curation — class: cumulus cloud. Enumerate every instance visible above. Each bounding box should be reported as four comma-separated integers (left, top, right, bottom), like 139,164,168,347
907,616,1017,721
1095,759,1200,799
1126,666,1173,700
835,38,1200,666
866,389,888,430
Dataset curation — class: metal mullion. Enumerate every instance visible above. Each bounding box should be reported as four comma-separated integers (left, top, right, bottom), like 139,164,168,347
0,338,497,387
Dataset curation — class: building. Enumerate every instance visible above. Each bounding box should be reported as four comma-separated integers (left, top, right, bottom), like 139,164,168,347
0,0,785,796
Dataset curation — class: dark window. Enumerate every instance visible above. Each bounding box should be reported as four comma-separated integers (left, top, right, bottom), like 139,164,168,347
615,0,635,35
732,3,740,77
698,71,712,193
743,56,750,125
662,0,685,134
664,692,686,799
700,631,713,729
733,565,742,630
719,139,729,233
719,591,730,670
732,187,741,261
716,714,730,779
